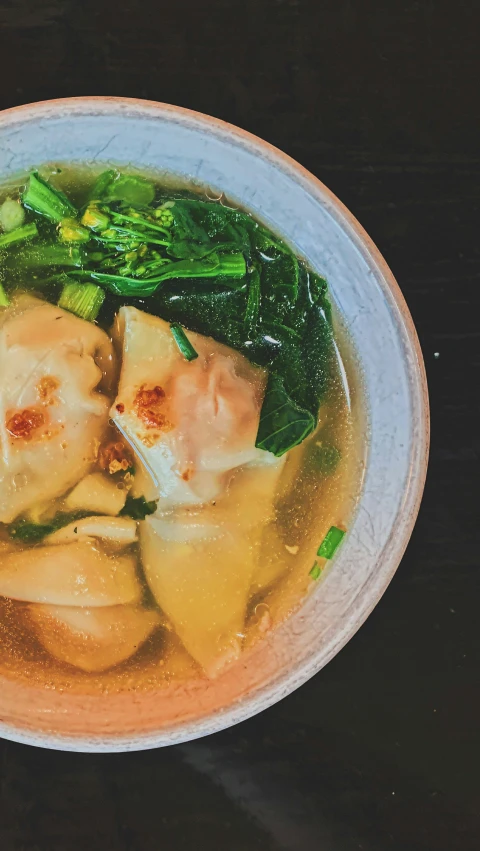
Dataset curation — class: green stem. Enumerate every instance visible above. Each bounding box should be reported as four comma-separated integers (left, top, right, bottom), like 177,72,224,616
22,172,77,223
0,222,38,248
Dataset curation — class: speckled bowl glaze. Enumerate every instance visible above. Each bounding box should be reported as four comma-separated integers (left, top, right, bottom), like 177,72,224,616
0,98,429,752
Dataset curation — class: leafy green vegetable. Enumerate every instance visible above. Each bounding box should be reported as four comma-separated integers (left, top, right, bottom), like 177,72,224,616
58,282,105,321
71,252,247,296
170,323,198,360
15,243,84,268
317,526,345,559
120,495,158,520
0,222,38,248
22,172,77,223
256,374,315,456
90,170,155,205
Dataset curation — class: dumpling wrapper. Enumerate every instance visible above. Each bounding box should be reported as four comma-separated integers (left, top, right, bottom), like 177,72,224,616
141,463,284,677
28,603,161,672
0,295,115,523
111,306,280,508
45,515,137,547
0,541,141,606
110,306,285,676
64,472,127,516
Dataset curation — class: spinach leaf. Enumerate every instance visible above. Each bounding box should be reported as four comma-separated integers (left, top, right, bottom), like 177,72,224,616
166,199,251,259
90,170,155,206
256,374,316,456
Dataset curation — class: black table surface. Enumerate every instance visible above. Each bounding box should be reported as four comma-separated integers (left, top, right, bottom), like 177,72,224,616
0,1,478,849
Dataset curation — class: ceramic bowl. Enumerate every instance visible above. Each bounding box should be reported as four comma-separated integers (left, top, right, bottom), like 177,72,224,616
0,98,429,751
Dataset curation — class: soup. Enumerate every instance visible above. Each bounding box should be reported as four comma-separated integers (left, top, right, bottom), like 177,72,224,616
0,165,361,693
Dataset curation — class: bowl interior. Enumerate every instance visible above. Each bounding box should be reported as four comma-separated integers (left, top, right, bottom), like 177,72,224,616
0,99,428,751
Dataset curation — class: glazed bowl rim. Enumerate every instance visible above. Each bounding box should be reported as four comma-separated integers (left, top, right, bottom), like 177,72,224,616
0,97,429,751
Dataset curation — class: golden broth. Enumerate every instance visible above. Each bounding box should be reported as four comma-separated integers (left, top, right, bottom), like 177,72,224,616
0,164,364,695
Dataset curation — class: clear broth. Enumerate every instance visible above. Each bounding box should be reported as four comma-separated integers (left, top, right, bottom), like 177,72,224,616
0,164,364,694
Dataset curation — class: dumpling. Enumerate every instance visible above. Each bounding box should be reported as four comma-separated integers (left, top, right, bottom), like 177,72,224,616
111,306,280,508
141,462,285,677
0,295,115,523
112,307,285,676
0,541,141,606
28,604,161,672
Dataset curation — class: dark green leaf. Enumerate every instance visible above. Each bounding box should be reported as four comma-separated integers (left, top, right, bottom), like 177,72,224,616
22,172,77,223
120,495,158,520
70,252,246,296
255,373,316,456
90,171,155,205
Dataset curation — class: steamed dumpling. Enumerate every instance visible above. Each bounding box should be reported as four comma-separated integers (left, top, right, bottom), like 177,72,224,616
0,295,115,523
0,541,141,606
28,603,161,672
140,463,284,677
111,306,280,508
112,306,284,676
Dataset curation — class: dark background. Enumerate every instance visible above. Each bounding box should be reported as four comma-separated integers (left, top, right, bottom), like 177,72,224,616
0,1,478,849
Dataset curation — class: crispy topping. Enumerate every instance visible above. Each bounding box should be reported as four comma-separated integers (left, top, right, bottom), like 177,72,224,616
133,385,169,430
6,408,46,441
181,468,194,482
98,441,133,475
115,403,125,414
36,375,60,401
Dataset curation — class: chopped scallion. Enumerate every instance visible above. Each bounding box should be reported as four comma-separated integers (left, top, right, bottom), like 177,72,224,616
309,562,321,580
317,526,345,560
170,323,199,361
58,282,105,322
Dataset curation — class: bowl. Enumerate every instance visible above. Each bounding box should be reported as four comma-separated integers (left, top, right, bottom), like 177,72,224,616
0,97,429,751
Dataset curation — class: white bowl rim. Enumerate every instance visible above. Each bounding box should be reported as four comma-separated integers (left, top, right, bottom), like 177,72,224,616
0,97,429,752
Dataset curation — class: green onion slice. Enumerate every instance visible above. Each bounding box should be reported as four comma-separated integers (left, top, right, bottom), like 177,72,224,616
317,526,346,560
58,282,105,322
170,322,198,361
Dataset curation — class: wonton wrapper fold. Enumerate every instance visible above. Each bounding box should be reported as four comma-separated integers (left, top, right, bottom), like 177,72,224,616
0,296,115,523
29,603,161,672
0,541,141,606
112,306,285,677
